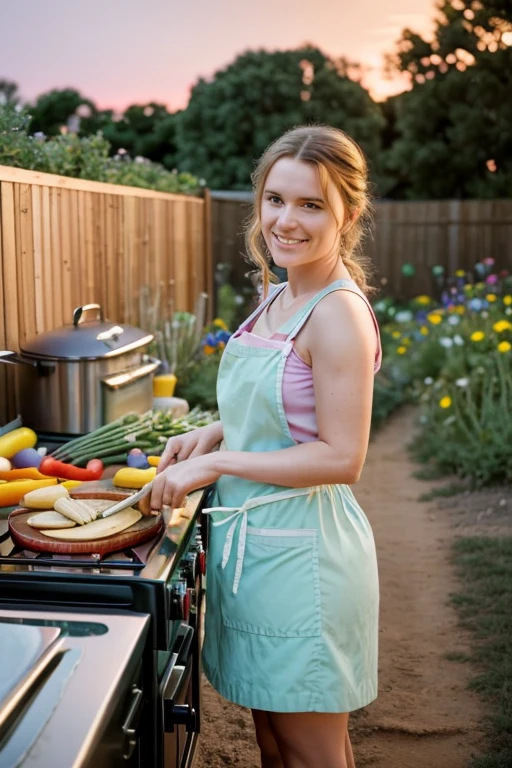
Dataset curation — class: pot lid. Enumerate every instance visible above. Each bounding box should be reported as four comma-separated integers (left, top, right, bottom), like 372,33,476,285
20,304,154,360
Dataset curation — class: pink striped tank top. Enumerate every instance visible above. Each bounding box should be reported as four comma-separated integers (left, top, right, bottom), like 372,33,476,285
233,281,382,443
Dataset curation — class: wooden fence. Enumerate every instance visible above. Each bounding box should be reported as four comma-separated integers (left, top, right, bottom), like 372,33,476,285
210,192,512,299
0,165,212,423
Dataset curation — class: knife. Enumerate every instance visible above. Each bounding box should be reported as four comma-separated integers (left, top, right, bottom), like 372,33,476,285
101,481,155,518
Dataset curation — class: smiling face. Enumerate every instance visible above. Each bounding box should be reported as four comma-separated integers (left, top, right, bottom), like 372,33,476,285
260,156,345,272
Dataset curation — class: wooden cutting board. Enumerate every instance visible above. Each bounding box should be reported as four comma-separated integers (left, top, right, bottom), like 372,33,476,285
8,490,163,556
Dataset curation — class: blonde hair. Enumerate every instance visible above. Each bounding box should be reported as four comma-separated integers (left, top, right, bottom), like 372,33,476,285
245,125,375,297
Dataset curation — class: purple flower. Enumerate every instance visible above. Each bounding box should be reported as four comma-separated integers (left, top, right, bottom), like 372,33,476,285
485,274,498,285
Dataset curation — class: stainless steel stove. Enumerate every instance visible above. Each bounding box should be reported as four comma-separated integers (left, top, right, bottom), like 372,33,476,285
0,485,210,768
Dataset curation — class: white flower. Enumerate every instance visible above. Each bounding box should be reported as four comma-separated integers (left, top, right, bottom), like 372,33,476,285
448,315,461,325
506,308,512,316
424,376,434,385
481,311,489,318
456,377,469,387
395,310,413,323
453,335,464,346
439,337,453,348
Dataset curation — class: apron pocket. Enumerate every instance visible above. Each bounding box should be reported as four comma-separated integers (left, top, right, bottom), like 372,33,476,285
221,527,321,638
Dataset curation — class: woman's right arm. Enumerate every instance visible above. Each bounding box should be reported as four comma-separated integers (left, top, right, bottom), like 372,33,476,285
156,420,224,474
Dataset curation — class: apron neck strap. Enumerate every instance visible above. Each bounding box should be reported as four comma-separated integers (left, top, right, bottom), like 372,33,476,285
282,279,361,341
239,283,287,333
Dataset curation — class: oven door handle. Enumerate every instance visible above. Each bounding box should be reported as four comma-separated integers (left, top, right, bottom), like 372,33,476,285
160,624,197,734
158,623,194,698
121,684,144,760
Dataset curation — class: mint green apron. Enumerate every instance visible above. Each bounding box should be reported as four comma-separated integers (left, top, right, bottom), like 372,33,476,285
202,280,379,713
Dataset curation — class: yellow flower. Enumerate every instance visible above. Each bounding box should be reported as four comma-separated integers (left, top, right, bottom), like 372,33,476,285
203,344,215,355
427,313,443,325
439,396,452,409
213,318,228,330
498,341,511,353
415,295,431,305
420,326,429,336
397,346,407,355
493,320,512,333
455,269,465,277
504,295,512,306
392,331,401,339
470,331,485,342
455,305,465,315
486,294,497,303
217,341,226,349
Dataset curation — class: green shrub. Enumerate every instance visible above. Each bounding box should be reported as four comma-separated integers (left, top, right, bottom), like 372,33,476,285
0,103,202,195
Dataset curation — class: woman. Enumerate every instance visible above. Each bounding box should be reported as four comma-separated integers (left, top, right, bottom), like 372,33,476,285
148,125,381,768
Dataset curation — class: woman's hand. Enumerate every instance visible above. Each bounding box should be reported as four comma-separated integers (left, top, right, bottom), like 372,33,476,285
146,453,220,513
156,422,223,475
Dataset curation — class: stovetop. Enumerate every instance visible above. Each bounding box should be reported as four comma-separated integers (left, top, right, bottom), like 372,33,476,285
0,489,206,581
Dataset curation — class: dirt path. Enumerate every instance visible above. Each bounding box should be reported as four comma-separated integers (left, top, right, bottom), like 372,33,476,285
196,407,484,768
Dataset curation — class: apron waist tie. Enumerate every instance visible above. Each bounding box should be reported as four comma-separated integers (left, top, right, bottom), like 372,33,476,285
203,486,318,594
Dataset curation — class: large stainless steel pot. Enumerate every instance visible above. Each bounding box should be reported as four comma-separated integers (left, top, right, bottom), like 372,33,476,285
0,304,160,435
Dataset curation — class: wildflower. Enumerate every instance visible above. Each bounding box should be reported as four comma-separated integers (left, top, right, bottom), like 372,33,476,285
213,318,228,330
506,308,512,316
203,345,215,355
469,298,483,311
483,257,495,267
396,346,407,355
504,295,512,306
486,294,497,303
498,341,511,353
453,335,464,346
455,378,469,387
424,377,434,385
470,331,485,342
427,313,443,325
391,331,401,339
448,315,461,326
420,326,429,336
439,396,452,409
217,341,226,350
486,274,498,285
455,306,465,315
395,310,413,323
455,269,465,277
415,295,431,305
493,320,512,333
439,337,453,348
481,311,489,319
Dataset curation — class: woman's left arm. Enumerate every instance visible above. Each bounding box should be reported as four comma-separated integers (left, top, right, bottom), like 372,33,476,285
148,291,377,511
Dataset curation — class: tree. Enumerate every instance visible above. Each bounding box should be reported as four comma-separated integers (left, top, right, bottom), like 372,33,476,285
0,79,20,106
28,88,97,136
174,47,385,190
384,0,512,199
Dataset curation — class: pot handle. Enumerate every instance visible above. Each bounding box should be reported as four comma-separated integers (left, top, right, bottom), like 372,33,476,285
101,357,161,390
0,350,37,367
73,303,104,326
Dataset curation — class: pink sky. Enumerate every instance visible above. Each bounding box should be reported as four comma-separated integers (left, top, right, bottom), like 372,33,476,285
1,0,436,110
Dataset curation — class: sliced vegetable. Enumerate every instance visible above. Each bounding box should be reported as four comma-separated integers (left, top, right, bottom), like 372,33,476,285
21,484,69,510
113,467,156,490
39,457,104,482
43,507,141,540
54,497,89,525
0,478,58,508
27,511,76,529
147,456,160,467
11,448,42,469
0,427,37,459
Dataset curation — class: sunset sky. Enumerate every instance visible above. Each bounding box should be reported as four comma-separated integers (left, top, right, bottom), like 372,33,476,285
1,0,437,110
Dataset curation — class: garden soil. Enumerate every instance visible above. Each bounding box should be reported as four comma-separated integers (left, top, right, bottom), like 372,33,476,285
196,407,490,768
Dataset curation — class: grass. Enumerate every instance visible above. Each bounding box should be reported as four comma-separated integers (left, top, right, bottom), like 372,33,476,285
418,482,469,502
451,537,512,768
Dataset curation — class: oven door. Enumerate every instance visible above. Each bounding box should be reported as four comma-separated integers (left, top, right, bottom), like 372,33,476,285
160,621,201,768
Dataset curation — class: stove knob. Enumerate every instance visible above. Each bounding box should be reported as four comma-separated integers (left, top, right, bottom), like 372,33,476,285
168,584,185,620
